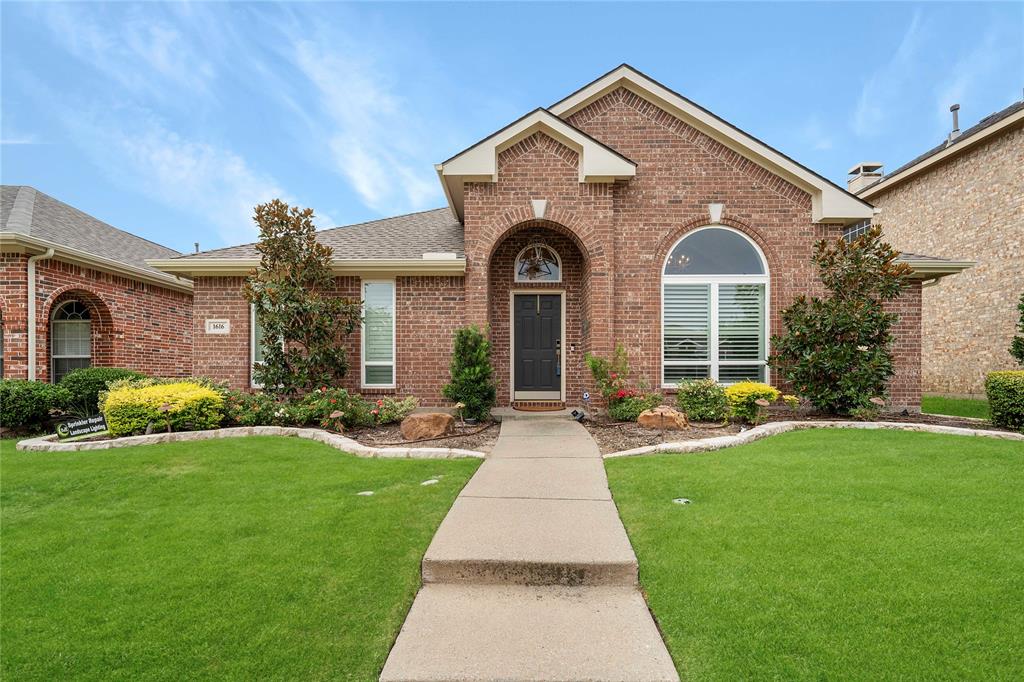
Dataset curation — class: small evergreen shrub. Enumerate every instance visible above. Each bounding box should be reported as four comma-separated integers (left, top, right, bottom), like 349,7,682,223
985,371,1024,432
607,394,663,422
59,367,146,414
1010,292,1024,366
724,381,780,423
0,380,70,431
370,396,418,425
675,379,729,422
103,381,224,437
443,325,497,422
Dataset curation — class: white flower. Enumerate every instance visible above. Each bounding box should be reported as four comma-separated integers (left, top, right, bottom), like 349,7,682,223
857,345,869,352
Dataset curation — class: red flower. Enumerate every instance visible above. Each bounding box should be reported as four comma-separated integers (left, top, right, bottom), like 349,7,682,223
377,399,384,407
616,389,627,399
330,398,337,404
371,409,379,416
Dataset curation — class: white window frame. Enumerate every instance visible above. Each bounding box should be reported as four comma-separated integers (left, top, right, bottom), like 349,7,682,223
361,279,396,389
514,243,563,284
51,301,92,384
661,226,770,387
250,305,263,388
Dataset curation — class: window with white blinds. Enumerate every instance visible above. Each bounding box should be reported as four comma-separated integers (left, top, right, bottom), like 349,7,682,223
662,228,768,386
362,280,395,388
51,301,92,383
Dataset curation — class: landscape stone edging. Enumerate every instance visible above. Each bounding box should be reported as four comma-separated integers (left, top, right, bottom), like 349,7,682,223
603,420,1024,458
15,426,486,459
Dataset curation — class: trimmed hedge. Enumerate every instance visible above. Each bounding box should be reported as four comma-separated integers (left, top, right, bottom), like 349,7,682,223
724,381,781,423
985,371,1024,432
676,379,730,422
0,380,70,432
102,381,224,437
59,367,146,414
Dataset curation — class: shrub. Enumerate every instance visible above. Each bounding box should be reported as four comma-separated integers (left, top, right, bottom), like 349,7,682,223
675,379,729,422
222,389,281,427
986,371,1024,432
1010,292,1024,366
0,380,70,432
770,227,911,415
291,387,374,430
103,381,224,437
724,381,780,423
783,394,800,411
443,325,497,422
585,344,630,401
59,367,146,414
370,396,418,425
607,393,662,422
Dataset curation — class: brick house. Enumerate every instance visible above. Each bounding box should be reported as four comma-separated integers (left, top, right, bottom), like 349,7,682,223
1,186,193,382
849,101,1023,396
152,65,969,411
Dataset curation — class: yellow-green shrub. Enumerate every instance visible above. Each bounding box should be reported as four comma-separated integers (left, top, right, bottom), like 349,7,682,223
724,381,781,423
103,381,224,437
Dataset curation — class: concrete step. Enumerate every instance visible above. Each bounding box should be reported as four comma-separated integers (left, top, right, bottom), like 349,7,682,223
489,419,601,459
379,584,680,682
422,497,637,586
459,457,611,501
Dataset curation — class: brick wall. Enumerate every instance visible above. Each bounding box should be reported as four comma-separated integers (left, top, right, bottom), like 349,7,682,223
0,254,192,380
870,124,1024,395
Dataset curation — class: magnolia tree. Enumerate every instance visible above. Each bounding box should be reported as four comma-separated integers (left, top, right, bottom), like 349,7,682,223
1010,291,1024,367
770,227,911,415
243,200,361,396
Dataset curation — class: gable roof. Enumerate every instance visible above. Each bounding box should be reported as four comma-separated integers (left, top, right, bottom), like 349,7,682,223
149,208,466,276
0,185,191,291
436,108,637,222
857,100,1024,199
547,64,874,225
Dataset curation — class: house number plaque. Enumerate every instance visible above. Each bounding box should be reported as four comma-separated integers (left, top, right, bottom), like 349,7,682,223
205,319,231,334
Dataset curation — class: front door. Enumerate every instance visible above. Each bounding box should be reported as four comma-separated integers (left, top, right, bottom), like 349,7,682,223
513,294,561,400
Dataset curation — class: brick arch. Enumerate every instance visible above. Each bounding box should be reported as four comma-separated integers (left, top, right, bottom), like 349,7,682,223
40,285,120,380
653,214,780,276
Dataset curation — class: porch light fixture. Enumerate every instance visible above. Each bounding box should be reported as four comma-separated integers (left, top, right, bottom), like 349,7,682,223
516,243,561,282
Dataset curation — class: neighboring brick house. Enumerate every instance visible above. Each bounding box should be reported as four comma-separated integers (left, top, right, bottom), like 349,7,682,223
850,101,1023,396
0,186,193,382
153,65,969,410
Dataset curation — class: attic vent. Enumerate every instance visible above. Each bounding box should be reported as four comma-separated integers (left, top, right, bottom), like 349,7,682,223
847,162,883,194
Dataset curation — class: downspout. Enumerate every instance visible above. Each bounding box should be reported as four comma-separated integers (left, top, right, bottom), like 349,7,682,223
27,247,55,381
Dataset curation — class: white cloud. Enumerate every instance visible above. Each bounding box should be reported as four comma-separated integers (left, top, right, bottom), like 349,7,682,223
852,11,926,137
934,26,1011,131
800,115,833,151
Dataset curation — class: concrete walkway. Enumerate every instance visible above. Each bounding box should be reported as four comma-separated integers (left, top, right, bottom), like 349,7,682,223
381,417,678,682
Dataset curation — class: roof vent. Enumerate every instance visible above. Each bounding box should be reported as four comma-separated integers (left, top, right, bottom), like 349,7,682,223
947,104,961,145
847,162,884,193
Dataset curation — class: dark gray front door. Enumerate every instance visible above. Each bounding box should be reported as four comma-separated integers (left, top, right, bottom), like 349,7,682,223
514,294,561,396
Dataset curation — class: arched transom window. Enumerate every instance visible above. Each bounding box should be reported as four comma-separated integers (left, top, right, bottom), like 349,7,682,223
514,243,561,283
51,300,92,383
662,227,769,386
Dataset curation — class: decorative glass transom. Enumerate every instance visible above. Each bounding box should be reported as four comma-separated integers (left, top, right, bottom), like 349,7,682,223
662,228,769,386
515,243,562,283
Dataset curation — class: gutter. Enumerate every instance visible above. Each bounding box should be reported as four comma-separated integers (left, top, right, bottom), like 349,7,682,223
27,247,54,381
147,256,468,277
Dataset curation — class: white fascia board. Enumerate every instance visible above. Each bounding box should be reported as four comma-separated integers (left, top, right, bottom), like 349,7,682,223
550,66,874,224
900,258,975,279
148,257,467,277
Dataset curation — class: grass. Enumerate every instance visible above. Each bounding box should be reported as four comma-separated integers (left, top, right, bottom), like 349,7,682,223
0,436,479,681
921,394,990,419
606,429,1024,680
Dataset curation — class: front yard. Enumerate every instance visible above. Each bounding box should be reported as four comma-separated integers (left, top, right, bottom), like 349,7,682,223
921,393,990,419
607,429,1024,680
0,436,479,680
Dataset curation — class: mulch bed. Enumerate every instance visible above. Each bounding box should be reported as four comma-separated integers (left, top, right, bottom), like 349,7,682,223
583,407,1013,455
347,421,500,453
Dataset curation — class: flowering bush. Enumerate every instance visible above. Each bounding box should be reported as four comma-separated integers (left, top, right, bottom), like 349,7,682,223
103,381,224,437
222,390,282,427
370,396,418,425
290,387,374,431
675,379,730,422
724,381,780,423
586,344,662,422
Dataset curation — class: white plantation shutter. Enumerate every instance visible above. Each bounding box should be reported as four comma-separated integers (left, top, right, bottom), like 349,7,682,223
718,284,763,360
363,281,395,386
663,284,711,383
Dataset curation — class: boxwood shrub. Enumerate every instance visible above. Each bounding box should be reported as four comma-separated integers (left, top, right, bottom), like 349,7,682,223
607,393,662,422
675,379,730,422
985,371,1024,432
102,381,224,437
0,380,71,432
59,367,146,413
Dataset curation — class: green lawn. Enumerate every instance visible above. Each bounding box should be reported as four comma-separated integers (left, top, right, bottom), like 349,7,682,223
1,436,479,681
607,430,1024,680
921,394,990,419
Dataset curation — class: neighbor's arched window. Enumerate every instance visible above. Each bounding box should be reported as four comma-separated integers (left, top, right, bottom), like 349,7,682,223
51,301,92,383
514,243,561,283
662,227,769,386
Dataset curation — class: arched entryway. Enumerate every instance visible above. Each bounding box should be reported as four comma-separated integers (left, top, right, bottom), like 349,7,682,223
487,221,591,406
42,289,117,383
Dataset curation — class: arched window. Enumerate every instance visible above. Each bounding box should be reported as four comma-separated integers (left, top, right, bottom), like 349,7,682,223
51,301,92,383
514,243,561,283
662,227,769,386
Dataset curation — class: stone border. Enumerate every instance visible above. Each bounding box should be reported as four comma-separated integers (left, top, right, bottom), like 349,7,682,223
603,420,1024,458
15,426,486,459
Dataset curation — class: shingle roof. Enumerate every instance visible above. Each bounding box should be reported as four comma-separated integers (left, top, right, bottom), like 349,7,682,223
176,207,464,260
871,100,1024,187
1,185,181,277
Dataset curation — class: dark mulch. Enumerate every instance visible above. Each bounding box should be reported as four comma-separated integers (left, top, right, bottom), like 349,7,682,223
348,421,500,453
583,407,1011,455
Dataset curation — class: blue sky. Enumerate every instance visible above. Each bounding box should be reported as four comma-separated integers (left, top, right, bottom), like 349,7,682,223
2,2,1021,252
